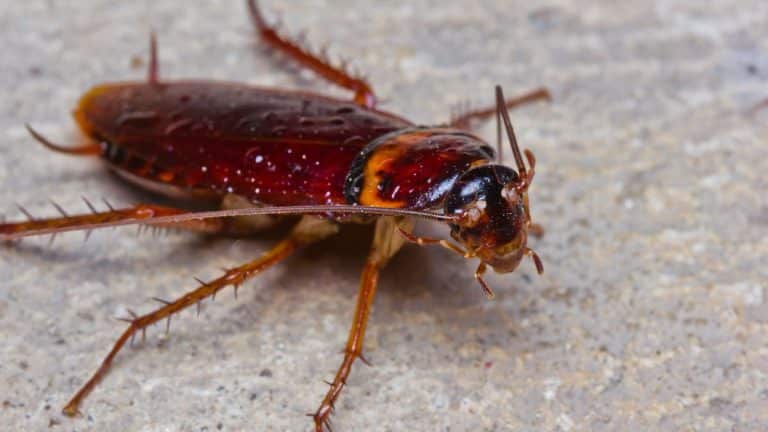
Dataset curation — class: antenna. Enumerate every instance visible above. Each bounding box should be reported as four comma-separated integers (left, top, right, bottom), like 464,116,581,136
495,85,527,178
148,31,159,84
495,93,503,163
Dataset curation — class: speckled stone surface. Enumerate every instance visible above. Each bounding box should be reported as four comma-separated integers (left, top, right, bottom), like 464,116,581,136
2,1,768,431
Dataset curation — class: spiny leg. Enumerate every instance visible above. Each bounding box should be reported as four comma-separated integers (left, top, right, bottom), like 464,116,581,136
0,201,225,241
312,217,411,431
449,87,551,130
62,216,338,416
246,0,376,107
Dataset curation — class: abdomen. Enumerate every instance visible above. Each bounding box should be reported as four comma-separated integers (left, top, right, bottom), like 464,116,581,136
75,81,411,206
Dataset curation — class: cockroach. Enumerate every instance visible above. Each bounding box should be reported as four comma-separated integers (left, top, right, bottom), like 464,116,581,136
2,1,550,430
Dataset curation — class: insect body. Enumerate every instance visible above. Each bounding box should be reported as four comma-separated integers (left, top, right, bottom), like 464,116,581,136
3,1,550,430
77,82,412,206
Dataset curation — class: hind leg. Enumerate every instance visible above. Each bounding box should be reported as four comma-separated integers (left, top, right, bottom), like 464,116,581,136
62,216,338,416
246,0,376,107
311,216,411,431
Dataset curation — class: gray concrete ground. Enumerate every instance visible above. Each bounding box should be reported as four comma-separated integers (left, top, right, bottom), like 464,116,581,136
2,1,767,431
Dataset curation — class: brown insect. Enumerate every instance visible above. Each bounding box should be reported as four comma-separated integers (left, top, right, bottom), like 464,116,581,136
2,1,550,430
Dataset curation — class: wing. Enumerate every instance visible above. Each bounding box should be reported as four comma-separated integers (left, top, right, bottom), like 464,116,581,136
74,81,411,205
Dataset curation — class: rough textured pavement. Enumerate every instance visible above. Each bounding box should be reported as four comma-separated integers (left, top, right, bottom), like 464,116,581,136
2,1,767,431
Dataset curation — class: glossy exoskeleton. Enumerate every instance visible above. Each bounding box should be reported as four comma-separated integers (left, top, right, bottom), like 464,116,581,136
1,1,550,430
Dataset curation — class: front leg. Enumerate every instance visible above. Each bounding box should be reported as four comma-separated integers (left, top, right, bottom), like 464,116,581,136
312,216,413,431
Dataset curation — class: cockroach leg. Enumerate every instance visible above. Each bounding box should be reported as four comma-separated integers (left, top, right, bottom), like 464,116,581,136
524,247,544,274
449,87,551,130
0,203,223,241
312,217,407,431
148,31,159,85
395,225,439,246
474,262,495,298
395,225,471,258
25,124,100,156
246,0,377,107
62,216,338,417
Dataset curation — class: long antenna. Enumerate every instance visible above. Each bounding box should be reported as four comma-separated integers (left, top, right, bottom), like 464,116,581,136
0,204,457,241
148,31,159,85
495,85,527,177
495,93,503,163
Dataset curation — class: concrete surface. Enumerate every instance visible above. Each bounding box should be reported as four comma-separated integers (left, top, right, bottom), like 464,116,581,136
2,0,768,431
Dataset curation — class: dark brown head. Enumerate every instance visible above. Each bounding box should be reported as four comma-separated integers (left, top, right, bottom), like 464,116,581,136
442,86,543,296
444,163,533,271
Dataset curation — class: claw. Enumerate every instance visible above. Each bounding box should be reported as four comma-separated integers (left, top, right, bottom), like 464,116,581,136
61,403,81,418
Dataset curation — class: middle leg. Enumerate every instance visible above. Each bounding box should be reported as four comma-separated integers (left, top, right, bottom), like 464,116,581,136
312,216,413,431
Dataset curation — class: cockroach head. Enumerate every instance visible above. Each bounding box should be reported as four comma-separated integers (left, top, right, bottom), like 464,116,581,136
444,163,535,274
442,85,544,294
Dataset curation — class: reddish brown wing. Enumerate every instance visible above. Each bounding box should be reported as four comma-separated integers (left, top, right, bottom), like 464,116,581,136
75,81,411,205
